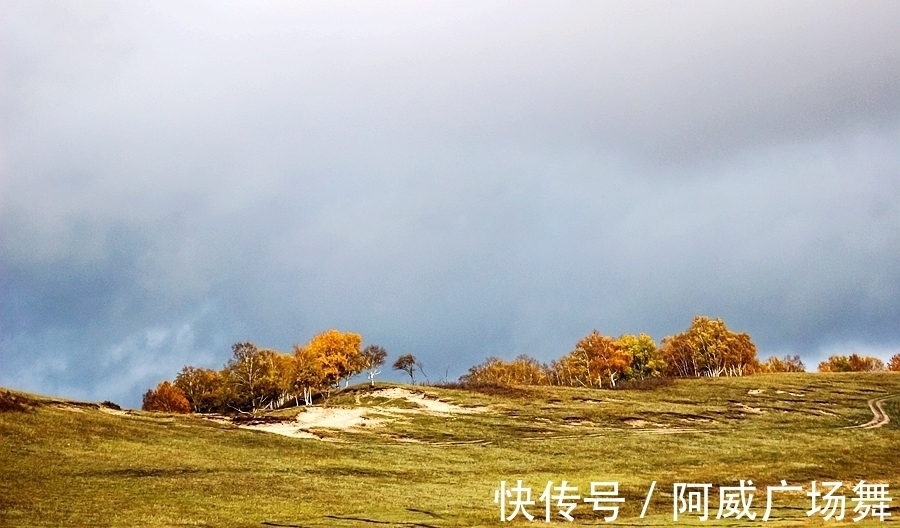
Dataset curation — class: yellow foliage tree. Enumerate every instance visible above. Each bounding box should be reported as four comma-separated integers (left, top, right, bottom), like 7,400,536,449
818,354,884,372
553,331,632,387
225,342,285,411
291,343,324,405
460,355,550,386
174,366,225,413
761,354,806,373
270,352,298,408
302,329,362,396
549,352,586,387
617,333,665,379
661,316,759,377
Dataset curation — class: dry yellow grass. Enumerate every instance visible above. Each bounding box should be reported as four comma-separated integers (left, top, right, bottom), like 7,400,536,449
1,373,898,527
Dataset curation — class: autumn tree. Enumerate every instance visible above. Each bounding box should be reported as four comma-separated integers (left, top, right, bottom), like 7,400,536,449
142,381,191,413
460,355,550,386
270,352,298,408
581,331,632,387
506,355,550,385
618,333,665,380
762,354,806,373
849,354,885,372
303,329,363,396
552,331,632,388
393,354,417,384
660,316,759,377
659,332,695,378
153,329,371,413
291,344,323,405
818,355,851,372
460,357,507,385
818,354,884,372
889,354,900,372
224,342,284,412
360,345,387,387
174,366,225,413
549,352,586,387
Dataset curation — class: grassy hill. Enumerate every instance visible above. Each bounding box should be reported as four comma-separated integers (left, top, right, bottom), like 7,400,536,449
1,373,899,527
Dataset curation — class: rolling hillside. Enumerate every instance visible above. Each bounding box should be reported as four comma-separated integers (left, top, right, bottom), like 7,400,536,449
1,373,898,527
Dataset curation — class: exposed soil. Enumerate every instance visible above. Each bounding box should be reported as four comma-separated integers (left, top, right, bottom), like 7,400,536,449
233,387,486,439
849,393,898,429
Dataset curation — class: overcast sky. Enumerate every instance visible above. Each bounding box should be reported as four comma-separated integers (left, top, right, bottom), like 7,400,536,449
2,1,899,407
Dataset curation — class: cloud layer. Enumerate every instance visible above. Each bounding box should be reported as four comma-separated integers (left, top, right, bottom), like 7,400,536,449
2,1,899,406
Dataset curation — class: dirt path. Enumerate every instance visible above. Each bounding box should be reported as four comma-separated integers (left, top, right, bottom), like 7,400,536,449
850,393,899,429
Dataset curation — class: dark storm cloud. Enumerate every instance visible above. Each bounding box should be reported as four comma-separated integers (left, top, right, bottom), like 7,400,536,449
1,1,899,406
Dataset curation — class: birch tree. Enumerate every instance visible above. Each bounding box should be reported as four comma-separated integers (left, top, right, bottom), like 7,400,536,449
360,345,387,387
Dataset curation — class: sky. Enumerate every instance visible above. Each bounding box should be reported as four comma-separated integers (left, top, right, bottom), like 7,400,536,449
1,1,899,408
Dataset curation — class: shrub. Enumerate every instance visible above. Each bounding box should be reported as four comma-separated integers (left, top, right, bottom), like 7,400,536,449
142,381,191,413
0,391,30,413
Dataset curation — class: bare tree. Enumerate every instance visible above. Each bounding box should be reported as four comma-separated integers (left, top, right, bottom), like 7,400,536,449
392,354,417,384
416,358,429,385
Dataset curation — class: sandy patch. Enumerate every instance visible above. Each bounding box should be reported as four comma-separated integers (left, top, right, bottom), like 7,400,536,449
234,388,485,440
52,404,84,413
736,403,765,414
367,388,485,414
295,406,372,428
238,407,388,439
747,389,763,395
775,390,805,397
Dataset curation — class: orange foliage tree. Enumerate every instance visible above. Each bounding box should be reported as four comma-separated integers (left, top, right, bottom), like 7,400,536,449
889,354,900,372
142,381,191,413
818,354,885,372
144,328,373,413
552,331,632,387
661,316,759,377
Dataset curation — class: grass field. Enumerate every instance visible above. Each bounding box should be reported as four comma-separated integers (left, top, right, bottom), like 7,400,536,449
1,373,899,527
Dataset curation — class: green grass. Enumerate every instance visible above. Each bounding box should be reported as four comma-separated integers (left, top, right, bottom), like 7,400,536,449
2,373,899,527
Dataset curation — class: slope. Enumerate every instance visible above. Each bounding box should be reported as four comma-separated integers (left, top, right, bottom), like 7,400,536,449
1,373,899,527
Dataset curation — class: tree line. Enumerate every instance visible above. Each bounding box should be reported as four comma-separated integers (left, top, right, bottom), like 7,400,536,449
142,317,900,413
818,353,900,373
461,316,782,387
143,329,400,413
461,316,900,387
